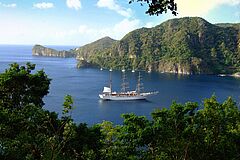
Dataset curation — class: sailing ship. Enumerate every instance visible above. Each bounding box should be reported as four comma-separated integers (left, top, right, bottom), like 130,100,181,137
132,67,135,72
99,70,158,100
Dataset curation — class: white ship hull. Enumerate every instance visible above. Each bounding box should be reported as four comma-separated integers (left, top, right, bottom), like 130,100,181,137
99,94,146,101
99,71,158,101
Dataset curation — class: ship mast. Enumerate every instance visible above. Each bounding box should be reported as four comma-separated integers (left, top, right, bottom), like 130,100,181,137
136,72,144,94
121,69,129,92
109,68,112,93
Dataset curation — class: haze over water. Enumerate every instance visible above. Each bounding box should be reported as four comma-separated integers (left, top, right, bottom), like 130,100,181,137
1,45,240,125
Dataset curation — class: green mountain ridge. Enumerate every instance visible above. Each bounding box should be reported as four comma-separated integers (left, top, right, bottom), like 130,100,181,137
75,17,240,74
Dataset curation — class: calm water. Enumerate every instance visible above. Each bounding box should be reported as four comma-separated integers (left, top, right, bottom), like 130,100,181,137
1,45,240,125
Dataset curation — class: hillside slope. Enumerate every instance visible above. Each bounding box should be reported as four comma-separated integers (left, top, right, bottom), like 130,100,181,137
75,17,240,74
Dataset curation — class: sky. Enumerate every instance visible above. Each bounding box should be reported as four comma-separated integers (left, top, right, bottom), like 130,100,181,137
0,0,239,46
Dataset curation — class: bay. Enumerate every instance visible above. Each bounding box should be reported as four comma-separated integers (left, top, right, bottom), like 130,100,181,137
1,45,240,125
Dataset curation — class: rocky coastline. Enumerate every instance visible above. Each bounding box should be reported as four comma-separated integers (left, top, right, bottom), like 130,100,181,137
32,45,75,58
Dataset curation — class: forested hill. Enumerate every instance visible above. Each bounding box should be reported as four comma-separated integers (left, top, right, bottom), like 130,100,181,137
75,36,116,59
75,17,240,74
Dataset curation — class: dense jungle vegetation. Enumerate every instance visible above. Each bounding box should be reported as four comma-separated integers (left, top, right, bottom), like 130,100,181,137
75,17,240,74
0,63,240,159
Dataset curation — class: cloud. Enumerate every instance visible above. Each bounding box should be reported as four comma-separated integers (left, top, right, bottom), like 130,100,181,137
145,22,155,28
78,25,90,34
66,0,81,10
97,0,132,18
176,0,240,17
0,9,140,46
33,2,54,9
55,18,140,45
0,2,17,8
226,0,240,5
112,19,140,37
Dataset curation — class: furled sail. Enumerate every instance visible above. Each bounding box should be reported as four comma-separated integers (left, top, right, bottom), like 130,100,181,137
103,87,111,93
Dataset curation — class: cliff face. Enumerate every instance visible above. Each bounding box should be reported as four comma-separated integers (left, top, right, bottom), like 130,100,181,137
32,45,75,58
155,58,210,74
74,17,240,74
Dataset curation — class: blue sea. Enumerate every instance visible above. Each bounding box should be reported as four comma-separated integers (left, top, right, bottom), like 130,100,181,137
1,45,240,125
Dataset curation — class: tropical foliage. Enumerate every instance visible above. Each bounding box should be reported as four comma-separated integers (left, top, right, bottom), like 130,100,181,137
0,63,240,159
129,0,178,16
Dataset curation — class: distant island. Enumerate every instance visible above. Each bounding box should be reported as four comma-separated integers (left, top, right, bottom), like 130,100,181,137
32,17,240,75
32,44,75,58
